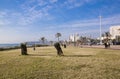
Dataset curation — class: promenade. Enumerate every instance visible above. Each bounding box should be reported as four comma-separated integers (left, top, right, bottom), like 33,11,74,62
82,45,120,50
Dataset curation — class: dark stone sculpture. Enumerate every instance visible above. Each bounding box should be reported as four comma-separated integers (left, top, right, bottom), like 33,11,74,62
64,44,66,48
54,42,64,56
21,43,28,55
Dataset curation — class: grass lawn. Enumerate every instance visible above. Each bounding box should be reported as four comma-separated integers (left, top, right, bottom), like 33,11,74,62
0,46,120,79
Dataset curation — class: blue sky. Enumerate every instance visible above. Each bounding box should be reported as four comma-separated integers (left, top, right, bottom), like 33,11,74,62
0,0,120,43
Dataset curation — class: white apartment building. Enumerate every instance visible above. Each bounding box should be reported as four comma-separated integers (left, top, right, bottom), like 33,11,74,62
110,25,120,39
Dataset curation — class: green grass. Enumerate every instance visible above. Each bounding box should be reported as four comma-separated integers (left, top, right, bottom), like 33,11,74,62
0,46,120,79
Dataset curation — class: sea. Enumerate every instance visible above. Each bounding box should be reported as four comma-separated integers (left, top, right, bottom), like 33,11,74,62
0,44,20,48
0,41,51,48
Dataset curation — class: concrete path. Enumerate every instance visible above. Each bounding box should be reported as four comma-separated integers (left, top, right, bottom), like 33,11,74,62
81,45,120,50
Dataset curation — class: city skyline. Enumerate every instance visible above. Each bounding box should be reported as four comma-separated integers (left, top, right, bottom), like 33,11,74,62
0,0,120,43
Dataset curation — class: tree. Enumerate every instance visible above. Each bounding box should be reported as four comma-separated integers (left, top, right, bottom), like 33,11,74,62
40,37,45,44
103,32,111,48
55,33,61,41
80,36,88,45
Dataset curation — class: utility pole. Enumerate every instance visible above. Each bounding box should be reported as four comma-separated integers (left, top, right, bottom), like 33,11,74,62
99,15,102,45
74,34,76,46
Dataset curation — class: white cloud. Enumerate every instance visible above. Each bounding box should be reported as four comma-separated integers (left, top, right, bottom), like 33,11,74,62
63,0,93,9
52,14,120,28
0,0,120,43
37,0,48,6
49,0,58,3
0,0,55,26
0,20,10,26
0,11,11,26
44,14,120,38
18,0,54,25
0,0,96,26
0,11,7,18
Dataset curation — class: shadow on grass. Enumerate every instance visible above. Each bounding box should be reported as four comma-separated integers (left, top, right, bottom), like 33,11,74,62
27,54,92,57
28,54,55,57
63,55,92,57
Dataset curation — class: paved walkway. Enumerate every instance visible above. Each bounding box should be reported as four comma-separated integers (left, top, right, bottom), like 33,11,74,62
81,45,120,50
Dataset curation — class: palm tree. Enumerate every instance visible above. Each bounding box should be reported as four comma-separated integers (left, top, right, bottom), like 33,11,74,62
55,33,61,41
105,32,111,37
40,37,45,44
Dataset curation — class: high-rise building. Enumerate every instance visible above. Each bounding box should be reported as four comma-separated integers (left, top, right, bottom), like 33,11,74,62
110,25,120,39
69,33,80,42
